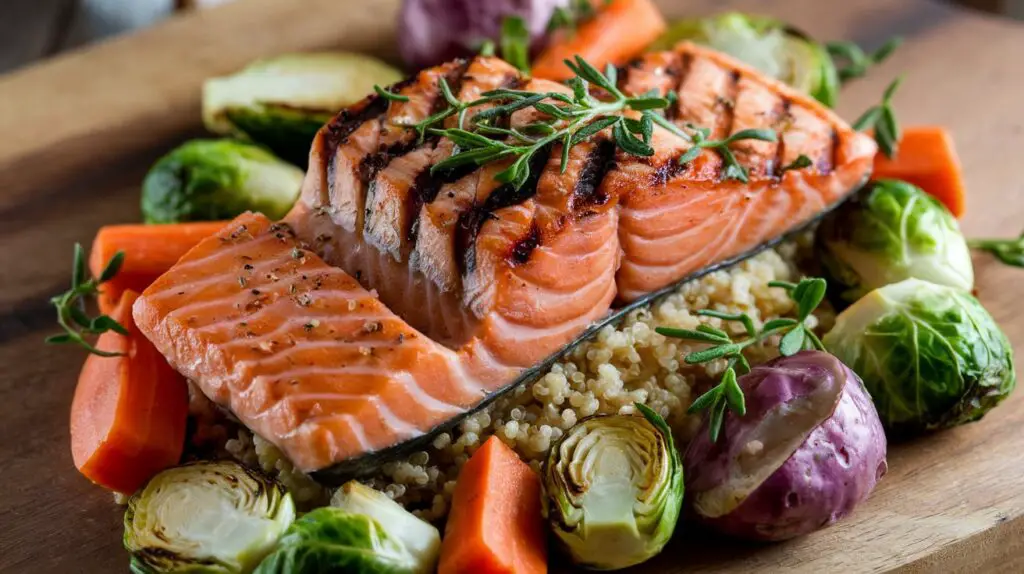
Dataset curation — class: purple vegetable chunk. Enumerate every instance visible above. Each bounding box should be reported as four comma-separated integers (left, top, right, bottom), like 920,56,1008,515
685,351,887,541
398,0,568,70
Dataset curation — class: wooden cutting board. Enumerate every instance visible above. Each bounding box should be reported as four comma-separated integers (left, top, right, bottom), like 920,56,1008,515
1,0,1022,572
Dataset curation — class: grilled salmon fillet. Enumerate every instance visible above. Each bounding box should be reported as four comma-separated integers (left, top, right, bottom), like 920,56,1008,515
136,42,875,473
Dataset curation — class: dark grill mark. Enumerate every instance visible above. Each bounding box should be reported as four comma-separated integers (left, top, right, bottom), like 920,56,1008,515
771,98,792,178
509,222,541,266
715,70,742,182
455,146,551,276
664,53,690,122
572,140,617,211
651,157,689,186
322,95,390,207
825,127,839,175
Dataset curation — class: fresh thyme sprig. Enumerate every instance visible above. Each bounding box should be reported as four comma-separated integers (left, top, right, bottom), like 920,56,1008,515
45,244,128,357
676,126,778,183
969,231,1024,268
826,37,902,83
499,16,531,73
547,0,608,35
853,76,902,159
376,56,775,189
656,277,828,442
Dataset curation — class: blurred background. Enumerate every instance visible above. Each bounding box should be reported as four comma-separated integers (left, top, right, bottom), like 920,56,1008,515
2,0,1023,74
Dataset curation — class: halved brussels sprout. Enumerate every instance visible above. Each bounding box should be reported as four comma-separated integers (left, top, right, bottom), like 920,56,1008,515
124,461,295,574
254,507,420,574
203,53,403,165
824,278,1016,435
141,139,304,224
330,481,441,574
816,179,975,306
649,12,838,107
542,404,683,570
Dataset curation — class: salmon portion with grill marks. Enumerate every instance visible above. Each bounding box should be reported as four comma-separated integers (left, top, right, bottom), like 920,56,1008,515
136,43,875,473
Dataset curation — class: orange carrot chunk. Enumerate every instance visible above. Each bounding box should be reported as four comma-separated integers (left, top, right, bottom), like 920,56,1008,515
439,436,547,574
89,221,229,314
70,290,189,494
532,0,667,82
873,126,966,218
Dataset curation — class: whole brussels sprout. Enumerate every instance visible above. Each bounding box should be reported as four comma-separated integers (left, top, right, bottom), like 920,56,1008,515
542,404,683,570
141,139,303,224
685,351,887,541
650,12,838,107
816,179,975,305
124,461,295,574
203,52,402,165
823,278,1016,435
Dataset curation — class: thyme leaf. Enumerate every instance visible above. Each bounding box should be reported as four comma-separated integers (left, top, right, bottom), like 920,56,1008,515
46,244,128,357
677,125,778,183
827,36,902,83
659,277,829,442
969,232,1024,268
500,16,531,73
853,76,902,159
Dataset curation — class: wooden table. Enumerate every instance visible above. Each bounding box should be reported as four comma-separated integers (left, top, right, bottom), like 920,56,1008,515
1,0,1023,572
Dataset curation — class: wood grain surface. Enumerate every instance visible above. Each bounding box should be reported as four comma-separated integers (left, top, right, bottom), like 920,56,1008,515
1,0,1023,572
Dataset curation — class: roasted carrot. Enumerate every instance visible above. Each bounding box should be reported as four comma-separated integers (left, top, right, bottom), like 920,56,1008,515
70,290,188,494
439,437,546,574
531,0,667,82
873,126,966,218
89,221,228,314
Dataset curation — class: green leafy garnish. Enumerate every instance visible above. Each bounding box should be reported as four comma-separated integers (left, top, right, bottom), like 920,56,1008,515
656,277,828,442
853,76,902,159
969,232,1024,268
374,84,409,103
779,154,813,174
379,55,773,190
547,0,607,35
500,16,531,73
46,244,128,357
676,126,778,183
826,37,902,83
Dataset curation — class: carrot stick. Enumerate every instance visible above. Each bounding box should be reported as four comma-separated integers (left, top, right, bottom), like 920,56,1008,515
439,437,546,574
873,126,966,218
89,221,228,314
70,290,188,494
532,0,667,82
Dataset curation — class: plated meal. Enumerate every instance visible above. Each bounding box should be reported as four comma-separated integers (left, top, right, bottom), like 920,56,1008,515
49,0,1023,572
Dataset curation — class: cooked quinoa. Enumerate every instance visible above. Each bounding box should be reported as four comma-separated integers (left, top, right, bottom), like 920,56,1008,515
188,245,830,522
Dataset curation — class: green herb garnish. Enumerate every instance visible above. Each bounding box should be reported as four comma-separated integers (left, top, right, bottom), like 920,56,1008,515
676,126,778,183
656,277,828,442
374,85,409,103
499,16,531,73
547,0,604,35
827,37,902,83
46,244,128,357
969,232,1024,268
779,154,813,174
853,76,902,159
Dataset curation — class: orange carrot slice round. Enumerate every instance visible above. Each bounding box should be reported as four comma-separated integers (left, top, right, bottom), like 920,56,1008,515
872,126,966,218
89,221,229,314
532,0,667,82
439,436,547,574
70,290,188,494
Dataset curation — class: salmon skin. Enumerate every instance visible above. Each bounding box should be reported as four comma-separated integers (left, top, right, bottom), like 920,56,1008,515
136,42,875,478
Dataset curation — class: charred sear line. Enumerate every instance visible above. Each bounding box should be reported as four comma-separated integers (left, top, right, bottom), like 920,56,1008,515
824,127,839,175
322,96,390,195
664,53,690,122
651,157,689,186
456,146,551,276
772,98,792,178
509,222,541,266
572,140,617,211
715,70,742,181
